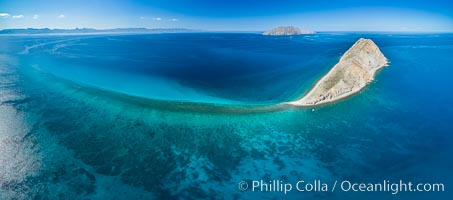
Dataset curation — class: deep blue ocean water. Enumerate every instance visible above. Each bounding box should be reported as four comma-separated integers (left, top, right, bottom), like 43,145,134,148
0,33,452,199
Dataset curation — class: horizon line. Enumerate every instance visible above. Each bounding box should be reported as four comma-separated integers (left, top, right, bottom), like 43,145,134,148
1,27,452,34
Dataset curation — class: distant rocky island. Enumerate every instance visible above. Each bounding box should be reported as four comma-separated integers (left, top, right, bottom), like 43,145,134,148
263,26,315,36
0,28,197,34
289,38,389,106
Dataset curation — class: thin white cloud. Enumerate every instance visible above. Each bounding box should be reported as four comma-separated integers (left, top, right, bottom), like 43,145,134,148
33,14,39,19
12,14,24,19
152,17,162,21
0,13,11,18
58,14,65,18
170,18,178,22
139,16,146,20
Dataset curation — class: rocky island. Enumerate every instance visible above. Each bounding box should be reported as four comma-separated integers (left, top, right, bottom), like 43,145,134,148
289,38,389,106
263,26,315,36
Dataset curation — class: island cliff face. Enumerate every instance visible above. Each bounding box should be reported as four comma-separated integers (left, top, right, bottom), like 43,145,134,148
289,38,389,106
263,26,315,36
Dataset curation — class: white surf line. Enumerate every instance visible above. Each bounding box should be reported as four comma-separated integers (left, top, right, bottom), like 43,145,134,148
18,36,100,55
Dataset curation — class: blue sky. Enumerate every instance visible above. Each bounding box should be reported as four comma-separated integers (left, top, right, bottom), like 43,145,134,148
0,0,452,31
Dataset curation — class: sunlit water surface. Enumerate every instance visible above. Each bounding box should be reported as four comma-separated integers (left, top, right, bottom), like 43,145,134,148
0,33,452,199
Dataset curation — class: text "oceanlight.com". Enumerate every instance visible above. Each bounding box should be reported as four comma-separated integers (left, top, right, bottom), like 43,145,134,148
237,179,445,195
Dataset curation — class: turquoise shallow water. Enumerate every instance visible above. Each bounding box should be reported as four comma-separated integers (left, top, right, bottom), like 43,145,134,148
0,33,452,199
11,33,347,105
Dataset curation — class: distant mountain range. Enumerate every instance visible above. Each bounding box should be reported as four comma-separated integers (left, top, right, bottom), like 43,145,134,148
0,28,199,34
